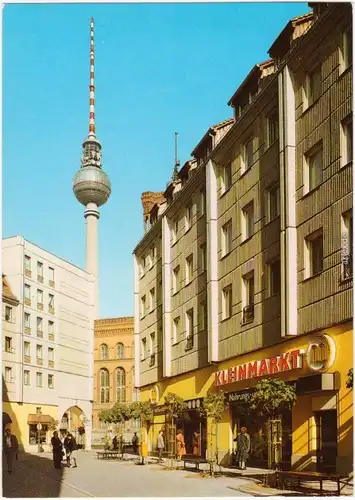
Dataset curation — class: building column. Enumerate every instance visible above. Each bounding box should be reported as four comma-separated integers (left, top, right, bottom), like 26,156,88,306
85,202,99,318
84,419,92,451
162,215,172,378
133,254,141,390
279,65,298,337
206,159,219,362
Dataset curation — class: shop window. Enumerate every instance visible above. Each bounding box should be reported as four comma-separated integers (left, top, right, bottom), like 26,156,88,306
29,424,48,445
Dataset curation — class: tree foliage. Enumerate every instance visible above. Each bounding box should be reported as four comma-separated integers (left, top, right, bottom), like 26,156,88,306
346,368,353,389
164,392,188,420
98,401,154,424
128,401,154,422
248,378,297,417
198,390,227,422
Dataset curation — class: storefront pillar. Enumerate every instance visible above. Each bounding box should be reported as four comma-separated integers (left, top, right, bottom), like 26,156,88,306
291,395,315,471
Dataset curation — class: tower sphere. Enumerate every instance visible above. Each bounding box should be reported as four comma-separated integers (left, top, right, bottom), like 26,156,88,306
73,165,111,207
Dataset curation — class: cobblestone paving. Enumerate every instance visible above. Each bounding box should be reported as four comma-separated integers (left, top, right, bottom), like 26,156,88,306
2,450,252,497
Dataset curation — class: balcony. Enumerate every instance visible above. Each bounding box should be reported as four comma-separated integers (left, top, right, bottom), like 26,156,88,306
37,330,43,339
185,335,194,351
48,333,55,342
49,280,55,288
149,353,156,367
37,358,43,366
242,304,254,325
37,275,44,284
25,327,31,335
24,298,31,306
342,254,353,281
49,306,55,315
37,303,43,311
24,355,31,363
49,360,55,368
25,269,32,278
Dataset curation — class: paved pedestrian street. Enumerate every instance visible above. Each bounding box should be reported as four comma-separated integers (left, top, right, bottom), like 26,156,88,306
2,450,252,498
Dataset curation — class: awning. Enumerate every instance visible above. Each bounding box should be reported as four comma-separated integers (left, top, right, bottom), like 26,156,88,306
28,414,54,425
3,412,12,425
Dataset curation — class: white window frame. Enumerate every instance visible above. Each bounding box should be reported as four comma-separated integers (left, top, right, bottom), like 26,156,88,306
24,370,30,386
5,366,12,383
37,261,43,278
242,272,255,309
36,317,43,332
24,284,31,300
222,220,233,256
48,267,55,282
304,143,323,194
49,294,54,309
36,372,43,387
24,255,31,271
24,313,31,328
24,341,31,357
222,285,233,320
200,189,206,215
304,230,324,279
36,344,43,360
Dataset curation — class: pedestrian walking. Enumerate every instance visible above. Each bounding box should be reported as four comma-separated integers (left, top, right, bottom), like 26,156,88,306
233,426,250,470
3,428,19,475
176,429,186,460
112,435,118,450
132,432,139,454
51,431,63,469
64,433,78,468
157,430,164,462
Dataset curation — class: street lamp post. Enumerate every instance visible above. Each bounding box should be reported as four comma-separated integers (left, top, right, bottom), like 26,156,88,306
36,408,42,453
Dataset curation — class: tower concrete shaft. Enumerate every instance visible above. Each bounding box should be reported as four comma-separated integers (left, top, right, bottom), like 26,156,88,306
73,18,111,318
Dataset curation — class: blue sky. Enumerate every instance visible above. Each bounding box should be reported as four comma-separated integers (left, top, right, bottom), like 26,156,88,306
3,2,310,318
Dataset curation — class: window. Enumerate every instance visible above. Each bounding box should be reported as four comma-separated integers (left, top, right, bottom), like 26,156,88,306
37,317,43,333
24,284,31,303
222,285,233,320
200,244,206,271
36,372,43,387
24,313,31,329
25,255,31,271
117,343,124,359
116,368,126,402
149,288,155,312
172,266,180,294
172,219,178,244
5,336,12,353
186,254,193,284
24,341,30,357
242,137,254,171
305,230,323,278
305,144,323,193
340,30,352,72
5,306,12,322
199,302,207,331
48,267,55,283
221,163,232,193
5,367,12,383
36,344,43,360
267,110,279,146
37,289,43,306
200,190,206,215
149,332,155,355
185,205,192,231
269,260,281,296
341,211,353,280
141,338,146,360
29,423,48,445
37,262,43,281
306,66,322,106
24,370,30,386
242,202,254,240
100,344,108,360
222,220,233,256
100,369,110,403
172,316,180,344
48,348,54,366
48,294,54,312
150,245,156,264
242,272,255,324
48,321,54,335
48,374,54,389
341,116,353,167
186,309,194,350
140,295,146,317
268,185,280,221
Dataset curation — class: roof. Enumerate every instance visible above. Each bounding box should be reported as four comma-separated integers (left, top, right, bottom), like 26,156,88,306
268,11,313,57
227,59,274,106
191,118,235,156
2,275,19,306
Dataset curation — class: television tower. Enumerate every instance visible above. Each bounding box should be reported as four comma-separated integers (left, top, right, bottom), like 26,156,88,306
73,18,111,317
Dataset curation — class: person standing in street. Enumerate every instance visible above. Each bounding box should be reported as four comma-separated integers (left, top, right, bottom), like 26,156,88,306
67,433,78,468
3,428,19,475
176,429,186,460
157,430,164,463
132,432,139,454
51,431,63,469
233,426,250,470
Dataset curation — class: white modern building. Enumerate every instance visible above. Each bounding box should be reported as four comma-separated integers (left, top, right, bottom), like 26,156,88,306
2,236,95,451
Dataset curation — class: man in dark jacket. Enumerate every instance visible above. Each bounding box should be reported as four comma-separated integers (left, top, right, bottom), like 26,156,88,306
233,426,250,470
64,433,78,468
3,428,19,474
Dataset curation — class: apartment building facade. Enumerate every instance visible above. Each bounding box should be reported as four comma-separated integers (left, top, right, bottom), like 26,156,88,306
92,316,135,443
134,3,352,474
2,236,95,450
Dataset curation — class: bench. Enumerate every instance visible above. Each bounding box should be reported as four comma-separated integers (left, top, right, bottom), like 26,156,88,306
182,456,208,472
96,451,121,460
277,470,348,496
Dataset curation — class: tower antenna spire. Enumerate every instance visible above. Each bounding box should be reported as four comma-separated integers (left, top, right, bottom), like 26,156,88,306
172,132,180,181
89,17,96,137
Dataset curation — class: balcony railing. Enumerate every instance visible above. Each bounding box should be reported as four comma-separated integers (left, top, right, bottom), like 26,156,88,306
185,335,194,351
24,298,31,306
49,280,55,288
37,358,43,366
49,360,55,368
25,327,31,335
342,254,353,280
37,330,43,339
242,304,254,324
24,355,31,363
49,306,55,315
48,333,55,342
25,269,32,278
37,275,44,283
37,303,43,311
149,353,156,367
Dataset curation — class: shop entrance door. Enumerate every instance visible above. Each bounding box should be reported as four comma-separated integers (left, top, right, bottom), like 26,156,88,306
315,410,337,472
